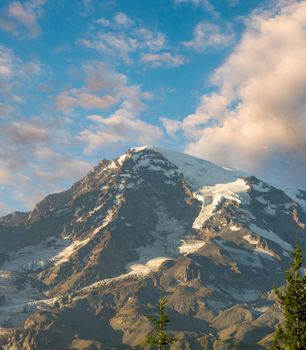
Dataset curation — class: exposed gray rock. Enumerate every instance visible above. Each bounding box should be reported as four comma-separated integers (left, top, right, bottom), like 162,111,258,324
0,147,305,349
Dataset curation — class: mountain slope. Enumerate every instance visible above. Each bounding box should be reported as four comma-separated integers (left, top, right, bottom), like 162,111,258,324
0,146,305,349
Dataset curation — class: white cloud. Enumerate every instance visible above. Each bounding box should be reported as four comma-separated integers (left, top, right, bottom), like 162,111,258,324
0,45,42,88
174,0,219,17
182,22,234,52
55,91,120,111
4,121,49,145
79,13,185,69
0,45,43,123
160,117,182,136
0,0,46,37
55,62,137,112
136,28,166,51
140,52,186,67
79,114,163,154
54,61,163,155
74,63,163,153
114,12,133,26
166,1,306,188
0,46,15,80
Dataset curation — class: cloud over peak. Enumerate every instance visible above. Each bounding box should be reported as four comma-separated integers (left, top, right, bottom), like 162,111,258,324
165,1,306,187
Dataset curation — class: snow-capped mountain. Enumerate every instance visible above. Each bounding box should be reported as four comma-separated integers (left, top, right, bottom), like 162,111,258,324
0,147,305,350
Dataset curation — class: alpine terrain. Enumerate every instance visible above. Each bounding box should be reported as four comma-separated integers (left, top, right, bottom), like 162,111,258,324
0,147,305,350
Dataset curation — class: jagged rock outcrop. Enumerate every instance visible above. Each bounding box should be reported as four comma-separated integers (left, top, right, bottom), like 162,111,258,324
0,147,305,349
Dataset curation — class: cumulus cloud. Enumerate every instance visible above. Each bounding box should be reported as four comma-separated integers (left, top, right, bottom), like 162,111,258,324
64,62,164,153
79,114,163,154
55,62,133,112
0,0,46,37
165,1,306,188
79,13,184,68
79,28,166,65
182,22,234,52
114,12,133,26
160,117,182,137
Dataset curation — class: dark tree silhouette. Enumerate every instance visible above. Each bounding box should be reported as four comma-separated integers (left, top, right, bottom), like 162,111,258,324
270,243,306,350
147,294,177,350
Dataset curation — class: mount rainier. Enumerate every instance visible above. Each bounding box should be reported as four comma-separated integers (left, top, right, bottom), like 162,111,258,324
0,146,305,349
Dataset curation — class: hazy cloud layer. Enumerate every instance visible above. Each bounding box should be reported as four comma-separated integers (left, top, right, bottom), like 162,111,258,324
165,1,306,187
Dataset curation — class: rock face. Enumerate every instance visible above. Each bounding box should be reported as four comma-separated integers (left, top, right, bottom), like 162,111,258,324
0,147,305,349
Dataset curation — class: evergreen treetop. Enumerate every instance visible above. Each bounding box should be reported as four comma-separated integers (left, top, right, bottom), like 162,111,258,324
147,294,177,350
270,243,306,350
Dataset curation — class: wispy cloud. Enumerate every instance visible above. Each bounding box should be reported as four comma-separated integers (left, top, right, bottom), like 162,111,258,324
174,0,219,18
0,45,42,116
114,12,133,26
140,52,186,68
4,120,50,144
0,0,46,38
71,62,163,153
79,12,185,68
79,114,163,154
182,22,234,52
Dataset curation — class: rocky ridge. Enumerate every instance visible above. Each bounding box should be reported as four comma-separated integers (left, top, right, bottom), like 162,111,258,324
0,146,305,349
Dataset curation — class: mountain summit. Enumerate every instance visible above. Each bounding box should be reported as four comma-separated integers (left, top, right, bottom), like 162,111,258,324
0,147,305,349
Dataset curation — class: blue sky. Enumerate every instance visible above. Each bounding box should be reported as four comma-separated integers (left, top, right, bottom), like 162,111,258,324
1,0,306,215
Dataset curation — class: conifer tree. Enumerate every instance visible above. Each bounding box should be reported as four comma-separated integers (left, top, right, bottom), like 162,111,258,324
270,243,306,350
147,294,177,350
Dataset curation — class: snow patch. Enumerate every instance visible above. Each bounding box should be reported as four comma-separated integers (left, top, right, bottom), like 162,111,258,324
179,239,206,255
152,147,245,188
230,226,240,232
215,238,264,269
0,276,41,327
249,224,293,252
117,153,128,166
252,182,271,193
255,196,268,205
130,146,149,153
243,235,258,245
1,238,70,273
128,257,170,274
284,188,306,211
226,288,258,302
193,179,250,230
264,204,277,215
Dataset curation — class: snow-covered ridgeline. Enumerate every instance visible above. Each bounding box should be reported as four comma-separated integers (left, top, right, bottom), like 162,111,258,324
192,179,250,230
